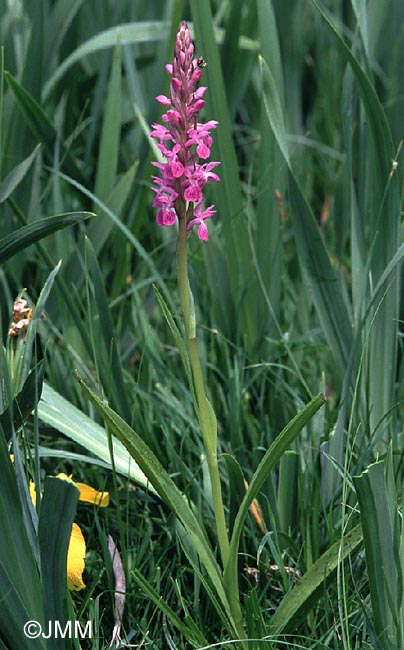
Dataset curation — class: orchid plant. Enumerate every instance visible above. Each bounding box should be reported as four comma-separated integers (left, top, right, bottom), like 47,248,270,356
150,21,230,569
77,20,325,647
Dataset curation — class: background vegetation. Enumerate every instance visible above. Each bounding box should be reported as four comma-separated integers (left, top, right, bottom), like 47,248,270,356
0,0,403,648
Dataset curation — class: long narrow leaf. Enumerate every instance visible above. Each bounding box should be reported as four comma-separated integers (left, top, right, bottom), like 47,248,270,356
37,383,155,495
353,460,399,646
5,72,87,186
76,376,238,636
269,524,363,633
84,236,131,422
0,431,45,644
43,21,170,100
0,145,40,203
39,477,79,650
94,43,121,202
0,212,94,264
190,1,253,341
259,53,353,375
224,394,326,602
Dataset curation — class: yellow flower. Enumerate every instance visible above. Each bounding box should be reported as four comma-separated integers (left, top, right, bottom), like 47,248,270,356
57,473,110,508
67,523,86,591
29,473,109,591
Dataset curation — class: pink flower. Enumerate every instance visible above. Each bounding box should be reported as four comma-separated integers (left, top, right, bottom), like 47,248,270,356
186,204,216,241
150,21,220,240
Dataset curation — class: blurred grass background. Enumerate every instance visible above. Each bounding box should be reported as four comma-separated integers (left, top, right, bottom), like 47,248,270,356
1,0,403,647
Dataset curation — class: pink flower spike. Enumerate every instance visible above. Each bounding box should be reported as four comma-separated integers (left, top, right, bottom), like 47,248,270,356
150,20,220,239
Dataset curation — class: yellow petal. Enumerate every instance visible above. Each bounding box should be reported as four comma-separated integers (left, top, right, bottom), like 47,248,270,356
67,523,86,591
29,481,37,507
74,482,109,507
55,474,109,507
55,473,74,483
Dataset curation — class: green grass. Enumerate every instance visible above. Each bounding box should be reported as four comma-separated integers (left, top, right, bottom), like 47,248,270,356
1,0,404,648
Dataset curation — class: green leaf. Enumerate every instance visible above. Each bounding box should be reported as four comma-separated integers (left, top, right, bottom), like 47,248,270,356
84,235,131,422
77,375,238,637
254,0,285,351
259,55,290,167
38,477,79,650
0,145,40,203
269,524,363,633
37,383,156,495
222,453,248,536
94,43,122,203
353,458,400,646
224,394,326,603
190,1,253,341
244,589,267,640
0,212,94,264
132,568,208,647
259,52,353,375
153,284,192,391
288,172,353,374
0,362,44,440
0,430,45,647
17,262,62,394
0,564,45,650
312,0,401,445
43,21,171,100
4,72,87,185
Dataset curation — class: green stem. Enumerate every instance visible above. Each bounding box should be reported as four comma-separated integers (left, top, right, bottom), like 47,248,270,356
176,217,230,568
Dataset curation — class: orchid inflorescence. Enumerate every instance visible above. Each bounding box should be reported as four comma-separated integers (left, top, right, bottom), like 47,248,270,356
150,21,220,241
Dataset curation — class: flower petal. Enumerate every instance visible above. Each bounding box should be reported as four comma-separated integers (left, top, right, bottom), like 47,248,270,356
67,523,86,591
75,482,110,507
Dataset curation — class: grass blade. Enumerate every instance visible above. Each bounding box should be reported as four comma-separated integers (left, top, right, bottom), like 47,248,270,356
353,457,401,646
0,431,45,647
77,375,239,636
84,235,131,422
269,524,363,633
0,145,40,203
43,21,170,100
259,53,353,375
224,393,326,611
0,212,94,264
190,2,253,341
5,72,87,186
93,44,121,203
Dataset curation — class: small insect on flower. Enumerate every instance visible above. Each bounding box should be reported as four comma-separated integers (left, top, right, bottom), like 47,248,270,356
150,21,220,241
196,56,207,68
